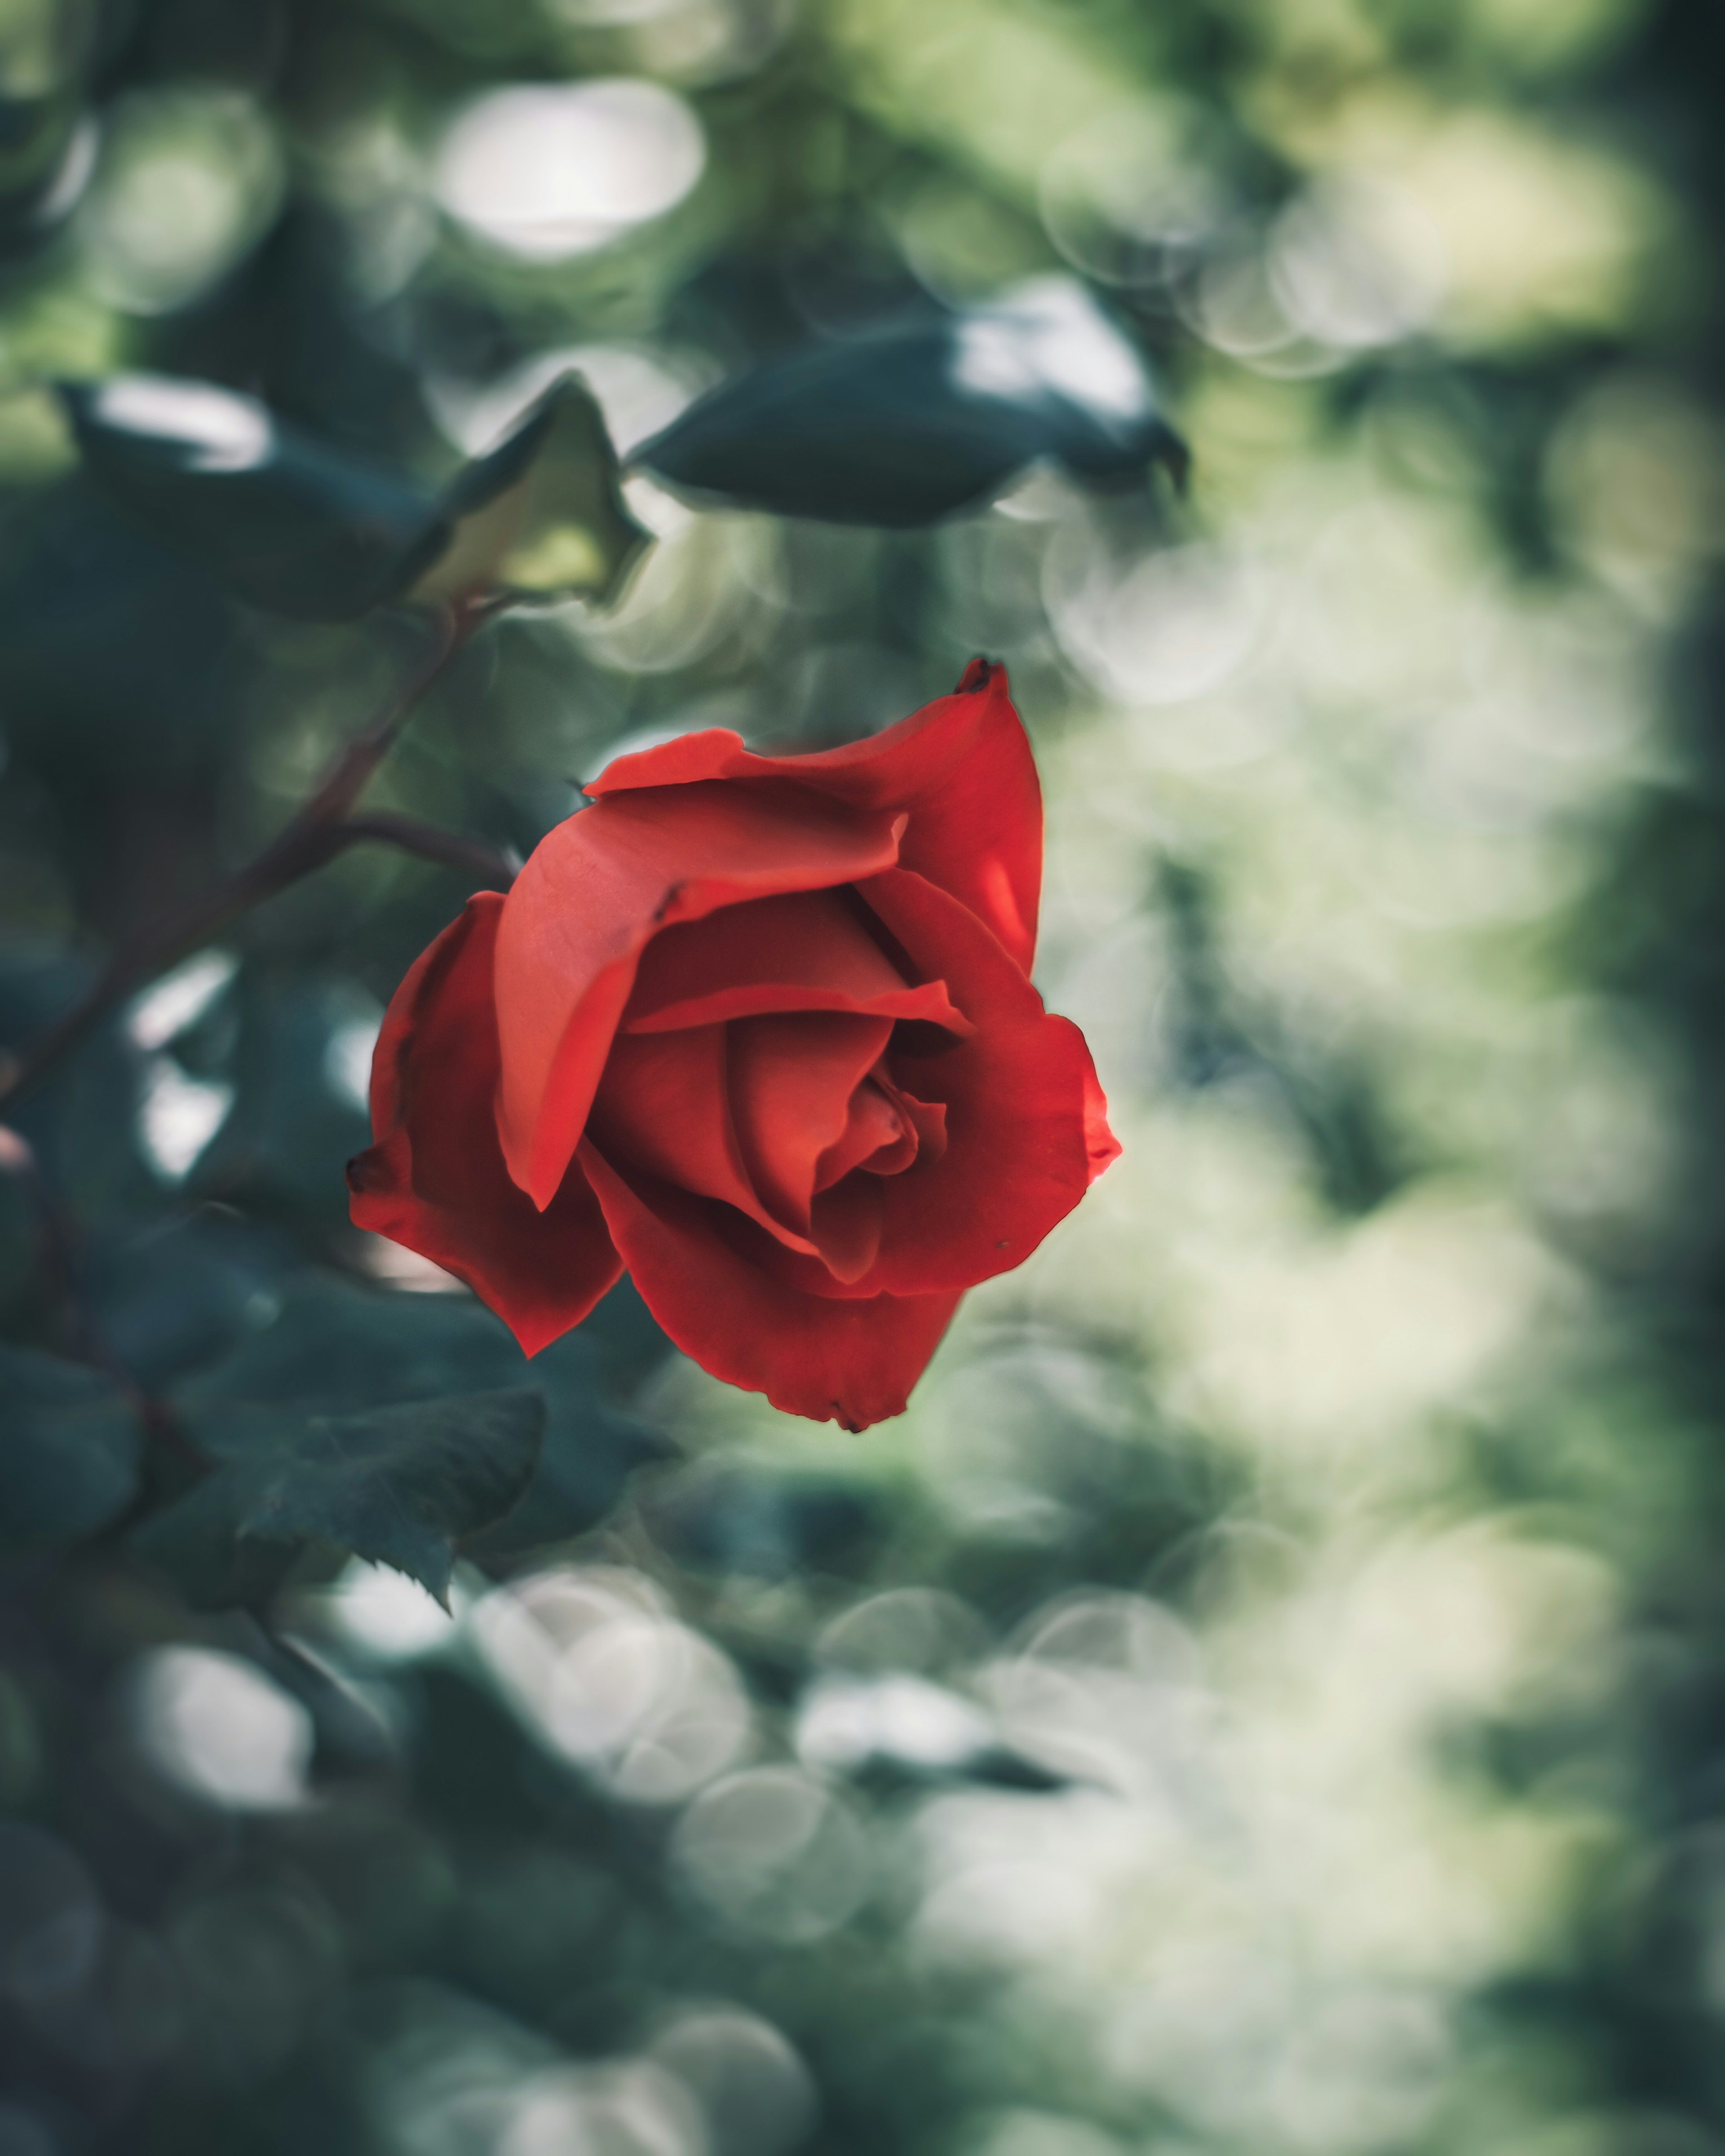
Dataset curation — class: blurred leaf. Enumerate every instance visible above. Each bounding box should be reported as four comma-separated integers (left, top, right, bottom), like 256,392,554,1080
486,1278,675,1551
637,283,1187,526
473,1325,672,1557
188,975,373,1233
416,372,649,608
173,1274,672,1560
573,1274,674,1395
179,203,437,466
58,374,446,621
61,369,644,621
83,1213,300,1393
137,1388,544,1608
0,486,244,773
0,940,155,1233
175,1272,526,1411
0,1345,142,1553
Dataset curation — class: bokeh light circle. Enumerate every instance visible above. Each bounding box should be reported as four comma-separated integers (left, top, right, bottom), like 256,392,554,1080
436,80,706,260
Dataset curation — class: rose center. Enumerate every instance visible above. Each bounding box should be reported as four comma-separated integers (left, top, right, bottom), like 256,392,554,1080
588,888,960,1286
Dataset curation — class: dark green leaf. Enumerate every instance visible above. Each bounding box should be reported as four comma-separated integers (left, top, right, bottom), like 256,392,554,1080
172,1274,672,1562
84,1214,300,1394
136,1387,544,1608
472,1326,672,1558
417,372,650,608
62,368,646,623
637,283,1187,526
174,1272,526,1412
0,942,156,1242
0,488,245,773
187,975,373,1233
58,375,447,621
0,1346,143,1554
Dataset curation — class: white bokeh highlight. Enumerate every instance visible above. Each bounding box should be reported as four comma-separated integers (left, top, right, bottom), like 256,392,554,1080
436,81,705,260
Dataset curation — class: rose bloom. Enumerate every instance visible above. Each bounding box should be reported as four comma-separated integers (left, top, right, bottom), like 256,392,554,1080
348,660,1118,1428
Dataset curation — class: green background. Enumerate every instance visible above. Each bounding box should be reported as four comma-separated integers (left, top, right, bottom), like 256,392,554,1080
3,0,1725,2152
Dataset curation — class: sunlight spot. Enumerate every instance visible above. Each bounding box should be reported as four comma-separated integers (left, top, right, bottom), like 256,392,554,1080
796,1673,994,1773
472,1566,752,1805
436,81,705,261
323,1558,463,1662
353,1234,467,1294
126,949,237,1049
1269,176,1446,350
130,1648,312,1811
323,1011,380,1113
138,1061,233,1182
672,1767,870,1940
80,88,283,314
953,277,1151,427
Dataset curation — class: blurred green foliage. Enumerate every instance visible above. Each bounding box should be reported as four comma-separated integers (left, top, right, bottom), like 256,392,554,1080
3,0,1725,2152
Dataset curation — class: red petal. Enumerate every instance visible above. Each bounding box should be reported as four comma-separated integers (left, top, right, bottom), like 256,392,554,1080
809,1176,884,1284
589,1024,820,1258
815,1073,914,1190
622,888,971,1037
579,1140,961,1429
754,869,1119,1303
584,659,1043,972
1083,1059,1123,1183
728,1010,893,1236
868,1069,947,1174
348,895,621,1356
493,783,905,1210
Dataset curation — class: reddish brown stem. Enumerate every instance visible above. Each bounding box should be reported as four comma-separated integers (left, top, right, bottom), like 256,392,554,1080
324,813,519,889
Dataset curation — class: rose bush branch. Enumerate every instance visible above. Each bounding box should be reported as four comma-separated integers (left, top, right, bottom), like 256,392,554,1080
0,596,513,1110
331,813,519,890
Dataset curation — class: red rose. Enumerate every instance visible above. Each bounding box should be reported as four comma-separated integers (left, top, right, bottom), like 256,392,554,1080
348,659,1119,1429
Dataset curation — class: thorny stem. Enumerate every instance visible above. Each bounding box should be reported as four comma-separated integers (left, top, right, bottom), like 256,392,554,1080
0,596,513,1112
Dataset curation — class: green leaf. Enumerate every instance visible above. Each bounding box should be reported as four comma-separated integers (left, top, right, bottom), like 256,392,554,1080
62,369,647,621
135,1388,544,1608
637,281,1187,526
156,1275,671,1588
415,372,649,608
187,975,373,1233
0,1346,143,1554
174,1273,526,1412
84,1213,299,1394
0,939,157,1232
59,375,447,621
472,1329,672,1558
